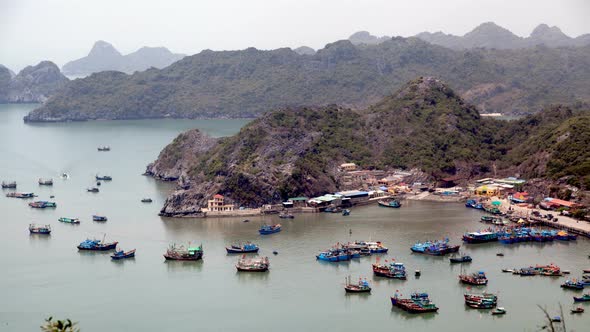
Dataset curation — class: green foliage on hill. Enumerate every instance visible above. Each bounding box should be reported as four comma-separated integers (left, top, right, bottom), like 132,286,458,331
25,38,590,121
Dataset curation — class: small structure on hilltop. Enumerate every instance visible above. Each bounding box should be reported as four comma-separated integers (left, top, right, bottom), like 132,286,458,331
340,163,357,172
206,194,234,212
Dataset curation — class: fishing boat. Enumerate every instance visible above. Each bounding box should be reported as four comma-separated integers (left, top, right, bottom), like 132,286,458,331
87,187,99,193
6,192,34,198
464,292,498,309
226,242,259,254
95,175,112,181
236,256,269,272
77,236,118,251
372,261,407,279
573,294,590,302
491,307,506,315
411,239,460,256
465,199,483,209
462,231,498,244
391,291,439,313
164,243,203,261
459,271,488,285
29,201,57,208
59,217,80,224
353,241,389,253
38,178,53,186
141,198,153,203
561,280,585,290
259,224,281,235
1,181,17,189
378,199,401,208
111,249,136,260
278,213,294,219
97,146,110,151
584,269,590,274
344,276,371,293
513,267,537,276
92,215,107,222
502,269,514,273
29,224,51,234
317,249,354,262
450,255,472,263
571,307,584,314
342,209,351,216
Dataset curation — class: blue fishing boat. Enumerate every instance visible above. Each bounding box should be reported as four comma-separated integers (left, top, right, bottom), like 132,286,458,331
92,215,107,222
465,199,477,208
259,224,281,235
29,201,57,208
450,255,472,263
411,239,460,255
29,224,51,234
373,261,407,279
111,249,136,260
561,280,585,290
77,236,118,251
462,231,498,244
316,250,352,262
342,209,350,216
573,294,590,302
59,217,80,224
95,175,112,181
226,242,259,254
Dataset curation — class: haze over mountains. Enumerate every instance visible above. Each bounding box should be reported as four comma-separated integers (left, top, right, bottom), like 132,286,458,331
0,62,68,103
61,41,185,77
349,22,590,49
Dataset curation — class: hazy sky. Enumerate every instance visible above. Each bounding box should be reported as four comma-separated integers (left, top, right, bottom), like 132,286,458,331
1,0,589,72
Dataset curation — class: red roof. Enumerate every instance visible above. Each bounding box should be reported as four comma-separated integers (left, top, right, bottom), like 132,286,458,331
548,198,576,208
213,194,224,199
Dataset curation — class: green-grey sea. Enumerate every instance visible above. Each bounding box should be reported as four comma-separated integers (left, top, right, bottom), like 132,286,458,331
0,104,588,331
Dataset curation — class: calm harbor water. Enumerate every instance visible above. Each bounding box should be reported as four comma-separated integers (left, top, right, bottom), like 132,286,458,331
0,104,589,331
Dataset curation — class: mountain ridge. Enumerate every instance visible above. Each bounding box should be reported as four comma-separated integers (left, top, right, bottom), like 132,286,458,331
0,61,69,103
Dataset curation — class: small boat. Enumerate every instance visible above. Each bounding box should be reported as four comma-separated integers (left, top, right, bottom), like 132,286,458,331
77,236,118,251
259,224,281,235
50,195,55,198
563,270,571,274
415,270,421,277
236,256,269,272
141,198,152,203
391,291,439,313
462,231,498,244
96,181,101,186
97,146,110,151
87,187,99,193
583,269,590,274
491,307,506,315
29,201,57,208
571,307,584,314
226,242,259,254
342,209,351,216
372,261,407,279
242,219,250,223
464,292,497,309
59,217,80,224
278,213,294,219
378,199,401,208
111,249,136,260
29,224,51,234
502,269,514,273
344,276,371,293
272,251,278,255
561,280,585,290
38,178,53,186
573,294,590,302
459,271,488,285
552,316,562,322
6,192,34,198
92,215,107,222
496,253,504,257
95,175,112,181
1,181,17,189
450,255,472,263
164,243,203,261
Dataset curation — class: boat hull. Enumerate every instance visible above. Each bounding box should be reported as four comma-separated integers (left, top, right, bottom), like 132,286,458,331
344,286,371,293
236,266,268,272
77,242,118,251
226,247,259,254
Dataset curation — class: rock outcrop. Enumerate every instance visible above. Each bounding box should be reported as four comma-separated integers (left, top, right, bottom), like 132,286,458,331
0,61,68,103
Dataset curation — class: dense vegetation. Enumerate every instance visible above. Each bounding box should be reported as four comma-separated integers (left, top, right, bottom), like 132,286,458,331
25,37,590,122
151,78,589,215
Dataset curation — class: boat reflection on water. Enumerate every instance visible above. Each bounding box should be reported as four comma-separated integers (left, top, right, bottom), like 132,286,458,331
165,260,203,273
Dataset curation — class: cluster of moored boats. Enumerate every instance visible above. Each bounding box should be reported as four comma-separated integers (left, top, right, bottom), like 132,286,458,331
316,241,388,262
463,227,577,244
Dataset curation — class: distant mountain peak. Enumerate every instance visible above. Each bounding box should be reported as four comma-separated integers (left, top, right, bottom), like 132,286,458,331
88,40,122,57
293,46,315,55
348,31,390,45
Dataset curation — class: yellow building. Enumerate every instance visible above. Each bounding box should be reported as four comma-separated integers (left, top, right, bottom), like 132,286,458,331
207,194,234,212
475,185,501,197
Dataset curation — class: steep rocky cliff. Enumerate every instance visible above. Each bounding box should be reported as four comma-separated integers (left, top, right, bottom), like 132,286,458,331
0,61,68,103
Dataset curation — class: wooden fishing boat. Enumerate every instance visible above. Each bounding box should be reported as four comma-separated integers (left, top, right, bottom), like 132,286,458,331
141,198,153,203
59,217,80,224
1,181,17,189
259,224,281,235
561,280,585,290
92,215,107,222
97,146,110,151
38,178,53,186
459,271,488,285
571,307,584,314
6,192,34,198
77,236,118,251
450,255,472,263
29,224,51,234
391,291,439,313
464,292,497,309
378,199,401,208
29,201,57,208
573,294,590,302
236,256,269,272
344,276,371,293
372,262,407,279
583,269,590,274
278,213,294,219
164,243,203,261
226,242,259,254
87,187,99,193
111,249,136,260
